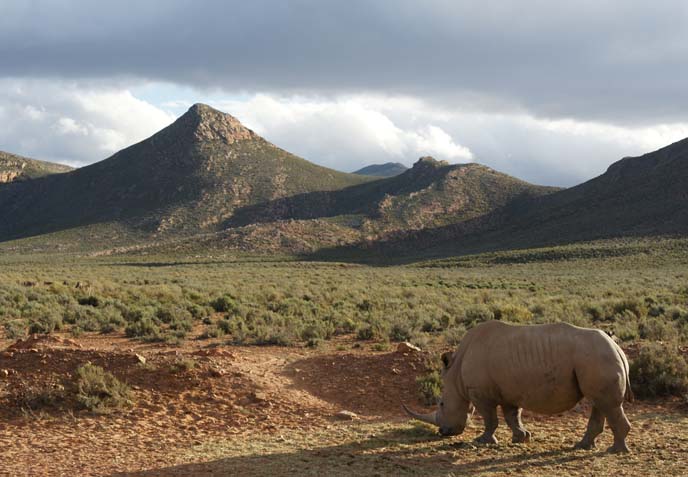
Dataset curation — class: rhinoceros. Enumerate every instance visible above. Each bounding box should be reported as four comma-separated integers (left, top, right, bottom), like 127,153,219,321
404,321,633,453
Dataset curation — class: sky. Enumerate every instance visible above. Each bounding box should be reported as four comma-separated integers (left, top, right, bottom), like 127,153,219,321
1,1,687,186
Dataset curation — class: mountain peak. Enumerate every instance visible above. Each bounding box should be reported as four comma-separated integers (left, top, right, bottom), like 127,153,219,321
175,103,256,144
412,156,449,170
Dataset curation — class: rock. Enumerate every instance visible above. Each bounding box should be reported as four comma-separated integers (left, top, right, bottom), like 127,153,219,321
1,352,14,359
0,369,9,378
335,410,358,420
192,348,234,358
396,342,421,353
135,354,147,365
209,367,226,378
249,391,268,403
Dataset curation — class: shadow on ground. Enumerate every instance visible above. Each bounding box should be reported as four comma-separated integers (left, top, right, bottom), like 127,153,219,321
110,426,601,477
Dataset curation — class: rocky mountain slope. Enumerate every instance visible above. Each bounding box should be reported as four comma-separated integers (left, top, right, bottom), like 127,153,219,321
353,162,408,177
1,103,686,257
0,151,72,184
348,137,688,258
0,104,373,241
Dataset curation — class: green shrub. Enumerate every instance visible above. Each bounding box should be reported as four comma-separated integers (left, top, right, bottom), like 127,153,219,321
210,295,240,314
156,305,192,324
464,305,494,324
492,304,533,323
613,299,647,320
125,317,162,341
443,325,466,346
638,319,679,342
613,321,639,342
4,319,27,340
629,343,688,398
169,357,196,373
74,363,133,413
389,321,414,342
417,369,442,406
28,309,63,334
77,296,101,307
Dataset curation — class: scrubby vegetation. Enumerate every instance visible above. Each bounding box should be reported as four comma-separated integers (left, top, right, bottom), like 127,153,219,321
74,363,133,413
630,344,688,398
1,238,688,398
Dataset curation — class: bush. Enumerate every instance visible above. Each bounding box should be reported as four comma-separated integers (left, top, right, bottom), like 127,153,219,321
125,317,162,341
443,325,466,346
74,363,133,413
77,296,101,307
638,319,679,342
464,305,494,324
28,310,63,334
356,324,375,341
389,321,414,342
169,358,196,373
629,343,688,398
4,319,27,340
417,369,442,406
613,299,647,320
492,304,533,323
210,295,240,314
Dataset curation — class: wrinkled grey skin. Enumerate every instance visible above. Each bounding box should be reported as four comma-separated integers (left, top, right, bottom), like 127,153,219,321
404,321,633,453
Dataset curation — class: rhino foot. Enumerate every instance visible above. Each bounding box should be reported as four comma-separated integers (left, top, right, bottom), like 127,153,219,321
573,440,596,451
474,434,498,445
607,443,630,454
511,430,531,444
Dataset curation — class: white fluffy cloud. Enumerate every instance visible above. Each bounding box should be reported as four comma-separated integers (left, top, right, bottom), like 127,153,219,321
1,81,687,187
211,95,473,171
0,79,174,166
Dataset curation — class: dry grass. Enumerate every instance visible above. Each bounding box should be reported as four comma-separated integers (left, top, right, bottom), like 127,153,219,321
117,406,688,476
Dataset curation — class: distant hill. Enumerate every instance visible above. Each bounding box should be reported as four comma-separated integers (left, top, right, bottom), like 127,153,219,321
2,103,686,258
0,104,373,241
0,151,72,184
342,137,688,258
353,162,408,177
497,136,688,245
218,155,558,252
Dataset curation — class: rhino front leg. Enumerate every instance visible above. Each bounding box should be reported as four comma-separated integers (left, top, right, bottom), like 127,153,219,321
474,400,499,445
502,404,531,443
574,406,605,450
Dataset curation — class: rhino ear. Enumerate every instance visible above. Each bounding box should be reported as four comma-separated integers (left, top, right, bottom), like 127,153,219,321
441,351,453,369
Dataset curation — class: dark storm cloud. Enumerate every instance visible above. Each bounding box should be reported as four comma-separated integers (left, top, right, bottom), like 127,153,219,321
2,0,687,125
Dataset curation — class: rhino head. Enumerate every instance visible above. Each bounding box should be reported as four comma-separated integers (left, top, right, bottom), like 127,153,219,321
403,351,474,436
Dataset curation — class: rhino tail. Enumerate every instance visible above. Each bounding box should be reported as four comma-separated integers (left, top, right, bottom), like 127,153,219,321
614,342,634,403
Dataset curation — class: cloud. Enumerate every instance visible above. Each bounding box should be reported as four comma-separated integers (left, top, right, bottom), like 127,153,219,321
1,1,687,125
0,79,174,165
173,93,688,186
210,94,473,171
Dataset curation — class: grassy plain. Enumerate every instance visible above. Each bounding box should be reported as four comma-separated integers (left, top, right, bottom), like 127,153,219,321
1,237,687,475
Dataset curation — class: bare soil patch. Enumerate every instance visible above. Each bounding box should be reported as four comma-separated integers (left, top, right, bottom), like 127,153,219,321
0,334,686,476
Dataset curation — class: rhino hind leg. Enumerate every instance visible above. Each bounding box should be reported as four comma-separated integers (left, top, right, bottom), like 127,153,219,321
604,406,631,453
474,401,499,445
574,406,605,450
502,405,531,443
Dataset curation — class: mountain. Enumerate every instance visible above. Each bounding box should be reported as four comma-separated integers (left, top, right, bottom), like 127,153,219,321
220,155,558,250
348,137,688,258
2,102,686,258
503,136,688,243
0,151,73,184
0,104,373,241
353,162,408,177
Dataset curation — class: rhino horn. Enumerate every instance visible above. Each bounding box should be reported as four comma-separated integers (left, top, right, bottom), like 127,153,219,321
402,403,437,426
